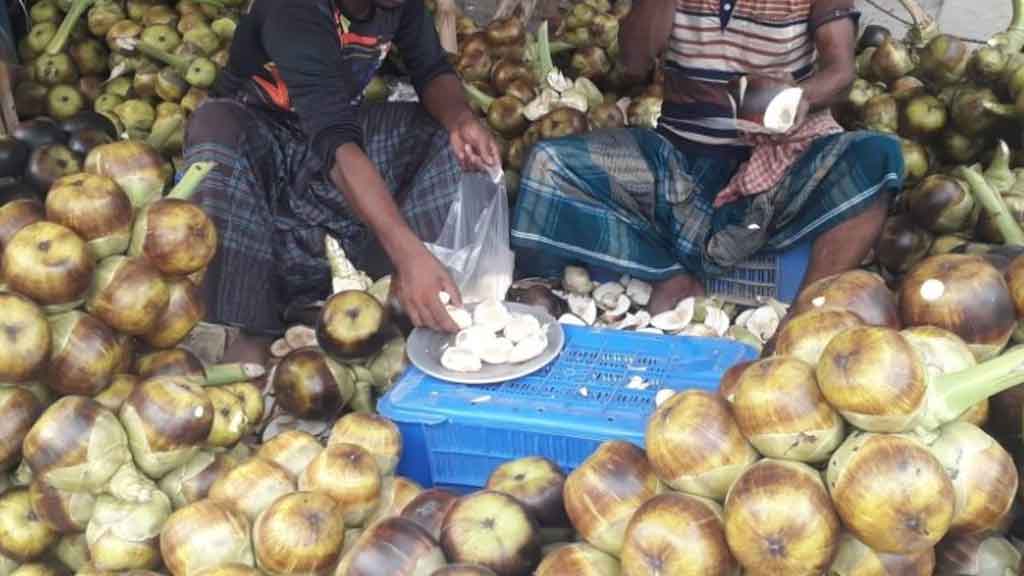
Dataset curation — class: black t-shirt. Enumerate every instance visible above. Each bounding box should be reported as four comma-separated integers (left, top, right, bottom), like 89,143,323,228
214,0,454,170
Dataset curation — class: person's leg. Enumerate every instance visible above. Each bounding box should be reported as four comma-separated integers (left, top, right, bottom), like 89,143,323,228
800,189,890,289
510,128,720,313
648,274,706,314
756,132,903,345
778,133,902,291
183,100,284,366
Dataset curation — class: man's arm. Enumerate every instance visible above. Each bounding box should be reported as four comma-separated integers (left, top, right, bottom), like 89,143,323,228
329,145,434,281
394,1,498,169
329,145,462,332
618,0,675,81
420,73,475,133
262,3,461,331
798,0,859,111
392,0,469,131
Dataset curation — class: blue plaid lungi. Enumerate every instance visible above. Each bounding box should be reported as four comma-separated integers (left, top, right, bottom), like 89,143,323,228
184,85,462,335
510,127,904,280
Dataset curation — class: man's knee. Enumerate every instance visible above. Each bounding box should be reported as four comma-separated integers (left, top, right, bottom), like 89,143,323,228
849,132,905,187
521,139,571,176
184,100,249,150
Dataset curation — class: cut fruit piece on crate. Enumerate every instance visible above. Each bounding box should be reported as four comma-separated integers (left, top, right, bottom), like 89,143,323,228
284,325,316,349
440,347,483,373
504,313,542,343
473,299,512,333
651,298,696,333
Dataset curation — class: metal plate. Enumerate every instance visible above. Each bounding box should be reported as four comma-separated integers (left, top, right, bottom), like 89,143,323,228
406,302,565,385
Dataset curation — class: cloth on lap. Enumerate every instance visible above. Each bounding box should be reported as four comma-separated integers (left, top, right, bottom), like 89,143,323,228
713,110,845,207
510,127,904,281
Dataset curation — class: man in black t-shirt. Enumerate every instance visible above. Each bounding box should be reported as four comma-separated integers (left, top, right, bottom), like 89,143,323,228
183,0,499,365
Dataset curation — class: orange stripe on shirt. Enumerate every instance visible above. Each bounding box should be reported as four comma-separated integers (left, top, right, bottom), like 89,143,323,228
341,32,379,46
253,65,291,109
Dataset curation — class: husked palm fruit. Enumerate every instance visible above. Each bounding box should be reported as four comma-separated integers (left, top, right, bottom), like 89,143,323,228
114,99,156,140
89,0,126,36
143,4,179,26
141,23,181,52
46,85,85,121
183,25,219,55
31,0,60,23
33,54,78,87
26,22,58,55
70,38,109,76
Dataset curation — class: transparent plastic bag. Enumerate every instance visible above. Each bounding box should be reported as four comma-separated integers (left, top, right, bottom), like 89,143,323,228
425,167,515,303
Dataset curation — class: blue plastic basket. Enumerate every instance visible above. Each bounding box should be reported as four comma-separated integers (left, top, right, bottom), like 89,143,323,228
705,240,812,305
377,325,758,492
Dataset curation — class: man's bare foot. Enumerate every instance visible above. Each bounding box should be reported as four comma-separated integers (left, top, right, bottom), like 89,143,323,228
648,274,706,315
222,331,274,390
761,313,787,357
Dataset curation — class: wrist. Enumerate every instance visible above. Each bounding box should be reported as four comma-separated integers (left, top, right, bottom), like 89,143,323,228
384,231,425,269
445,108,476,133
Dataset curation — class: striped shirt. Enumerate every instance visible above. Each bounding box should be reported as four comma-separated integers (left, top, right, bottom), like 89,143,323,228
658,0,817,155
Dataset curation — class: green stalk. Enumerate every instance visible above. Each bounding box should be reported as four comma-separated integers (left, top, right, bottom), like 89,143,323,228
990,0,1024,54
896,0,939,47
167,160,216,200
203,362,266,386
350,380,375,413
931,345,1024,424
531,20,555,81
985,140,1016,194
190,0,227,9
45,0,97,55
463,81,494,112
549,41,575,56
958,165,1024,245
135,40,191,73
434,0,458,55
982,100,1019,118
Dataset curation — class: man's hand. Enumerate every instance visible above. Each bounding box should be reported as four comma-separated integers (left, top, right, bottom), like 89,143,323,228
328,144,464,334
450,113,501,172
790,97,811,132
420,74,501,172
619,0,675,79
391,243,464,333
738,73,811,145
798,0,858,111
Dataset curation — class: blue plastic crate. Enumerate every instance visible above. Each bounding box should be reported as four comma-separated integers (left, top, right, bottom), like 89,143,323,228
705,240,812,305
378,325,758,492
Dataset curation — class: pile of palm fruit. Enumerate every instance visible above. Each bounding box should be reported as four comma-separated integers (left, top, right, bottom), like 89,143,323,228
835,0,1024,280
9,0,661,182
435,0,663,200
12,0,243,162
14,255,1024,573
0,144,274,573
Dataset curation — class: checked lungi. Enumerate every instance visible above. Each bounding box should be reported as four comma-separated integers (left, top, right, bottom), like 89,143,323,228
510,127,905,281
183,84,462,336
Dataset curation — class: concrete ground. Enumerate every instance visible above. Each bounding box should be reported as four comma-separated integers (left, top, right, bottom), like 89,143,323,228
858,0,1010,44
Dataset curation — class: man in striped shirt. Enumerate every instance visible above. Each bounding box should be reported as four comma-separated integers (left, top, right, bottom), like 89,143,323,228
510,0,902,315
